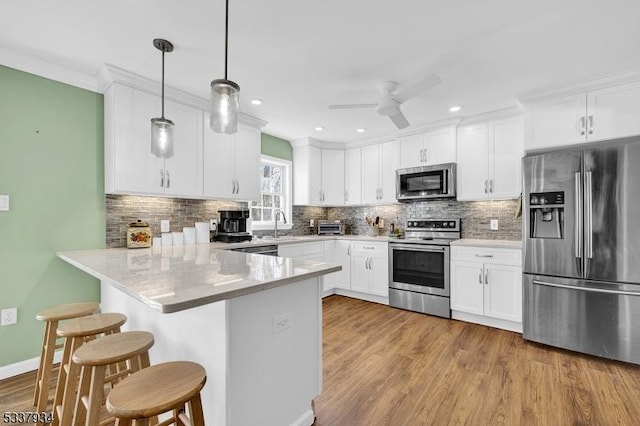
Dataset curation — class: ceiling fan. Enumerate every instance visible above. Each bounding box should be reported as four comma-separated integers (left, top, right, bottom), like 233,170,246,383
328,74,442,129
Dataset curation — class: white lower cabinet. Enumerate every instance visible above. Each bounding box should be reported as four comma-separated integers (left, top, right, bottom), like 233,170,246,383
350,242,388,298
450,245,522,332
323,240,351,291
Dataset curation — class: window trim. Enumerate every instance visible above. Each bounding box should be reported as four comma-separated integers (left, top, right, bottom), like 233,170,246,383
251,155,293,231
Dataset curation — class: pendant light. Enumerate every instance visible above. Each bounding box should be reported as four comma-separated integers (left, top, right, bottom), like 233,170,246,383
151,38,175,158
210,0,240,134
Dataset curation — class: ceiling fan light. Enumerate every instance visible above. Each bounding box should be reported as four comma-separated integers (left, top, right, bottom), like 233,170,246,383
151,117,175,158
211,79,240,134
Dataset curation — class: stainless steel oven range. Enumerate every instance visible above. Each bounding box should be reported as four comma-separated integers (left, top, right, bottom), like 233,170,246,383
389,218,460,318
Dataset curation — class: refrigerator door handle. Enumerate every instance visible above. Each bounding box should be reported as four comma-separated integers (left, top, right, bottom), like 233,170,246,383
574,172,583,259
585,171,593,259
580,116,586,136
532,280,640,297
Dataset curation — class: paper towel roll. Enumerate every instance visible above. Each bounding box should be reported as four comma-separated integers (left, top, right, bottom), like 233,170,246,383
183,227,196,244
161,232,173,246
195,222,210,244
172,232,184,246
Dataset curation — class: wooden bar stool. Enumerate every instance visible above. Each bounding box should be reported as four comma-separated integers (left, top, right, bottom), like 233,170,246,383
106,361,207,426
33,302,100,414
71,331,155,426
52,313,127,426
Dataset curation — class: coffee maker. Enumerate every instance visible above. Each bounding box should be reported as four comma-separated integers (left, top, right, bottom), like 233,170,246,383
215,210,253,243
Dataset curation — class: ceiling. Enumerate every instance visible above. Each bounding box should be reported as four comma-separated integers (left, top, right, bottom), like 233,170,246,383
2,0,640,143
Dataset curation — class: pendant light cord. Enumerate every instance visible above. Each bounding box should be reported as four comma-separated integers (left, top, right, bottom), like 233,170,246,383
224,0,229,80
161,48,166,119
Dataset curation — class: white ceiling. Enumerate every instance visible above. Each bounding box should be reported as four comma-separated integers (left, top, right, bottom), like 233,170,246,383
2,0,640,143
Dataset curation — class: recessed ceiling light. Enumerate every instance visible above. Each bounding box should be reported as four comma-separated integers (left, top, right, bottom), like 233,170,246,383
251,99,263,105
314,126,324,132
449,105,462,112
356,128,366,133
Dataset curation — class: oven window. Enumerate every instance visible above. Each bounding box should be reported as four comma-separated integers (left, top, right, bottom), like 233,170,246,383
401,171,445,195
392,249,445,289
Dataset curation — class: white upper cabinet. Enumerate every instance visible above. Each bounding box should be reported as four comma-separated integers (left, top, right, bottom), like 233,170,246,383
203,119,261,202
321,150,345,205
344,148,362,205
105,83,203,197
293,145,343,206
361,140,399,204
457,117,523,201
525,80,640,151
399,126,456,169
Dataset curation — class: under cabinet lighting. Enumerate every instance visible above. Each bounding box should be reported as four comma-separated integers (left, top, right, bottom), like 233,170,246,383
356,128,366,133
449,105,462,112
315,126,324,132
251,99,263,105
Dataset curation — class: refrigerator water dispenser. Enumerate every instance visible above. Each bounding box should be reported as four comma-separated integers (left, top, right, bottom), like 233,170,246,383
530,191,564,239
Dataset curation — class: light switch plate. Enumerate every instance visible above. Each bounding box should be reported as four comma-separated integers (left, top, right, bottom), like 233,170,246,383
160,220,170,233
0,194,9,211
490,219,499,230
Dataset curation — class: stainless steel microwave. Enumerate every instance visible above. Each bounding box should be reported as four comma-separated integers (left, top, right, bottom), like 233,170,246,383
396,163,457,201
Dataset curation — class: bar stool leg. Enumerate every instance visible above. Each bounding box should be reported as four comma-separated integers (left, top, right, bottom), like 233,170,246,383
85,365,106,426
188,393,205,426
53,336,82,426
34,320,58,411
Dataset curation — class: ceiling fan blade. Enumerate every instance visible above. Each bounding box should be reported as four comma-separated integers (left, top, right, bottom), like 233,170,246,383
328,104,377,110
389,111,410,129
394,74,442,103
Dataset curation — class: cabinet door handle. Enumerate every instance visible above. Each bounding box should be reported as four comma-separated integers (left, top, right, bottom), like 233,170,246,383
347,245,351,256
232,179,236,194
419,149,424,163
580,116,586,136
379,188,383,200
236,179,240,194
166,170,170,188
484,268,489,285
362,246,375,250
423,148,427,163
234,179,239,194
160,169,164,188
478,270,483,284
474,254,494,258
484,180,488,194
489,179,493,193
588,115,594,135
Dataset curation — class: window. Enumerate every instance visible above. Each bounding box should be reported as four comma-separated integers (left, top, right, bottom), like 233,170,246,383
250,155,292,230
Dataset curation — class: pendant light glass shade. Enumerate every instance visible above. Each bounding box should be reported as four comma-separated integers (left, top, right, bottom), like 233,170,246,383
151,117,174,157
151,38,174,158
210,79,240,134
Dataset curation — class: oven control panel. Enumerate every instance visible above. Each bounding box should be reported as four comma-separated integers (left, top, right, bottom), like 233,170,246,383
406,219,460,231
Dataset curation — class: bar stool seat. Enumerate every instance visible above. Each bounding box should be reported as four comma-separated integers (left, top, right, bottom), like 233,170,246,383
71,331,155,426
53,313,127,426
106,361,206,426
33,302,100,414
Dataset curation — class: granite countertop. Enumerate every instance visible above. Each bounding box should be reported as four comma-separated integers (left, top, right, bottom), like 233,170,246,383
57,246,340,314
450,239,523,249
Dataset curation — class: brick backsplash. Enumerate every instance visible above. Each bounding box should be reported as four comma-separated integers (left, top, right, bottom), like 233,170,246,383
106,194,246,248
325,199,522,240
106,195,522,247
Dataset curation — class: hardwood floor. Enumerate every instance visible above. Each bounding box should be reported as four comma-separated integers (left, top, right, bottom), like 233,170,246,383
2,295,640,425
314,295,640,426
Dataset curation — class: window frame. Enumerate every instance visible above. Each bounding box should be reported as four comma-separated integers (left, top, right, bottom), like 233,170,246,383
250,155,293,231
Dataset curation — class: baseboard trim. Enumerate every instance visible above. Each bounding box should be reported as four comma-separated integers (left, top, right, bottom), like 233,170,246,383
0,351,62,381
452,310,523,333
289,408,315,426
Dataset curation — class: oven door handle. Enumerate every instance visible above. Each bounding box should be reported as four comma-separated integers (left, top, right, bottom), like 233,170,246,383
390,244,446,252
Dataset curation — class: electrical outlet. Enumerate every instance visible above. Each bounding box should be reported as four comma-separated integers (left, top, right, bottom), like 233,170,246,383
272,312,292,333
1,307,17,326
490,219,499,230
160,220,170,233
209,219,218,231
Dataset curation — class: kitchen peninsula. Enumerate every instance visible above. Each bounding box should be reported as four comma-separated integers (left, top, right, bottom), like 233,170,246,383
57,246,340,426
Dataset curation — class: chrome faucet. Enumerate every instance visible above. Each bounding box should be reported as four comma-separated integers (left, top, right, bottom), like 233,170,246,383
274,209,287,239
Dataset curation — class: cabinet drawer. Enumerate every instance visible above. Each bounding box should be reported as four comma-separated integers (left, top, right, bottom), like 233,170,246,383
451,246,521,266
278,241,324,258
352,241,388,256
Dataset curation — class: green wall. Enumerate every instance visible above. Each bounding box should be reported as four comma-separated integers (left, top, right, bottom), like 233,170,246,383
261,133,292,161
0,65,104,367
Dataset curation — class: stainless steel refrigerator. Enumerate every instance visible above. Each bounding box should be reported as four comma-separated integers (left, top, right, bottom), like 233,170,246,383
523,136,640,364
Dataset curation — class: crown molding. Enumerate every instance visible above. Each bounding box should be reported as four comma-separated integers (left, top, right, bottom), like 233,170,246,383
0,46,100,92
518,68,640,104
457,106,523,127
